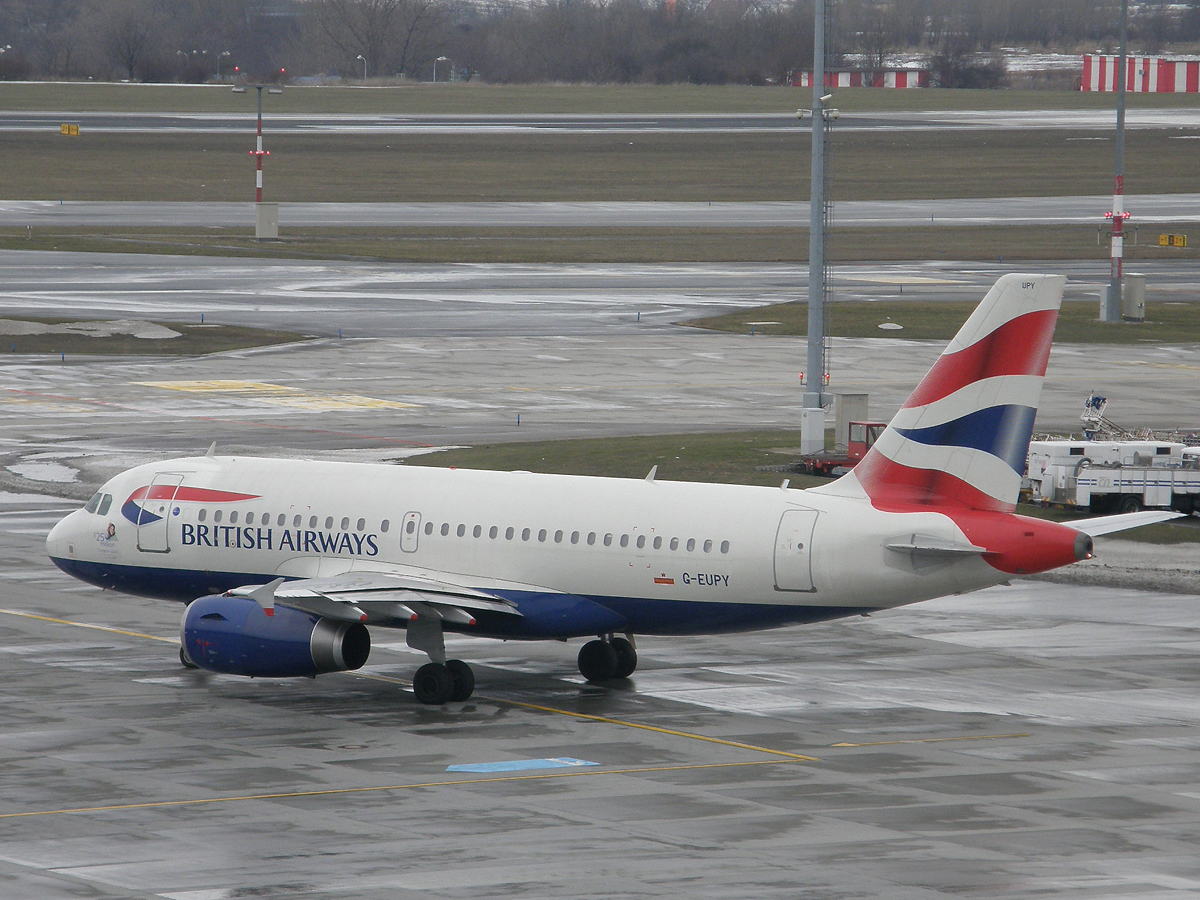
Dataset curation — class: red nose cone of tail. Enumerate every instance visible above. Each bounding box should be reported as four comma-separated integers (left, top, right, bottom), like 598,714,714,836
953,512,1093,576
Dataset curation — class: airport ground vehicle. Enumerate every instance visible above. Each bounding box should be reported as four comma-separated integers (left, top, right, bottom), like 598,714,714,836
1025,439,1200,514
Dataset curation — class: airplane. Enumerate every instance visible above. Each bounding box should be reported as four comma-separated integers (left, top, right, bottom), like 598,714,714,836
45,274,1178,705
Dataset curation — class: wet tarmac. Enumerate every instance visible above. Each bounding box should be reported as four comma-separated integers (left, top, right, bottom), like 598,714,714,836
2,253,1200,897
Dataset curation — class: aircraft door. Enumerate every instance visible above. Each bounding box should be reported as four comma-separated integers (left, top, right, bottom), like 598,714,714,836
136,473,184,553
400,511,421,553
773,508,818,592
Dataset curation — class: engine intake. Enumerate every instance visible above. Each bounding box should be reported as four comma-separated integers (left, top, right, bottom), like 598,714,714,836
181,594,370,678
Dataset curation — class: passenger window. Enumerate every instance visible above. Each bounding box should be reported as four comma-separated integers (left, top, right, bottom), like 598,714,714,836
382,519,391,533
686,538,695,552
425,522,433,535
325,516,334,529
489,525,498,539
554,530,563,543
522,528,531,541
473,525,482,538
636,535,646,549
538,529,547,542
703,539,713,553
229,511,239,524
246,512,255,525
505,527,514,540
720,540,730,554
603,533,613,547
214,510,223,523
309,516,317,528
587,532,596,545
620,534,629,548
198,508,207,522
457,524,466,537
441,523,450,536
670,537,679,551
357,518,365,532
97,494,112,516
571,531,580,544
278,514,286,526
340,517,349,530
653,536,662,549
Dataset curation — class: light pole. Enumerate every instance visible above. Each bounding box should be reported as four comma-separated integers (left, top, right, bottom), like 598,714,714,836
1104,0,1130,322
232,83,283,239
434,55,449,82
217,50,231,82
356,54,367,80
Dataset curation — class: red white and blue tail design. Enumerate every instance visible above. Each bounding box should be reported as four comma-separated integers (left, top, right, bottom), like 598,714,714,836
828,274,1066,513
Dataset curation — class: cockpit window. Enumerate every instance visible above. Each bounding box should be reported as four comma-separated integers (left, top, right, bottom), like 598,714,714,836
84,492,103,514
97,494,112,516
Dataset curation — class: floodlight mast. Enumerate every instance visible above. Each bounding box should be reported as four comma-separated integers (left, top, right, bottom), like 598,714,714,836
803,0,830,449
1106,0,1130,320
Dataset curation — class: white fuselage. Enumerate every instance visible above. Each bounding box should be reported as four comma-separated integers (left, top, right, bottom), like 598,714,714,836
47,455,1010,637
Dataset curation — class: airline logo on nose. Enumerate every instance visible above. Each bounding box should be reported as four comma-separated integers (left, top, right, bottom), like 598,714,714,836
122,486,261,526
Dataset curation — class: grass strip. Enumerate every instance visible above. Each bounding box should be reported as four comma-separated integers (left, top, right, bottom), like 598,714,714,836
3,128,1197,203
0,318,312,356
3,82,1199,114
1,224,1195,265
689,299,1200,344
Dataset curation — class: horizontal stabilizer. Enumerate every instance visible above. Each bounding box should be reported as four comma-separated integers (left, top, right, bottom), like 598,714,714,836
1066,509,1185,537
885,533,987,557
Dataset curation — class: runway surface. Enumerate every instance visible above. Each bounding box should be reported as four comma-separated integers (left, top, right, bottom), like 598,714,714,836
5,107,1199,134
2,250,1200,897
6,194,1200,228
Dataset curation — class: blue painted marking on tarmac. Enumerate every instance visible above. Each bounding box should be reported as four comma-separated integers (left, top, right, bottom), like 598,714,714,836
446,757,599,774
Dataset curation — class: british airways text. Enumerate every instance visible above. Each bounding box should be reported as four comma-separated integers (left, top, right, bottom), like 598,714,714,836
180,524,379,556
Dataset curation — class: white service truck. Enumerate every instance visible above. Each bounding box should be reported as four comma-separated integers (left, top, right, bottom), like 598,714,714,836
1025,439,1200,514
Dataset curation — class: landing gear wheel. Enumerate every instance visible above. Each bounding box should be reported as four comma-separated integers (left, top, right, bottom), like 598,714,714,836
179,646,198,669
445,659,475,702
610,637,638,679
413,662,454,705
578,639,618,682
1119,494,1143,514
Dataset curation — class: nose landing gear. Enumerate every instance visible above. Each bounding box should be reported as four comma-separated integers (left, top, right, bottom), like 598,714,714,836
578,634,638,682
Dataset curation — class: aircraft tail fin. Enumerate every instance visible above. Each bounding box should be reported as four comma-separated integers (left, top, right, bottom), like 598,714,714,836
823,274,1066,513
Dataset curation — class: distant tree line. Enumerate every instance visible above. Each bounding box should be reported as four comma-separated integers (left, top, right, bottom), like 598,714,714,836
1,0,1198,85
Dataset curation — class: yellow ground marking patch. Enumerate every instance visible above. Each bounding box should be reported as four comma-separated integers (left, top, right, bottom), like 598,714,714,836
136,380,419,411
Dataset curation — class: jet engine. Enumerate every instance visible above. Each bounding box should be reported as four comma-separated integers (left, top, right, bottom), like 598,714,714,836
181,594,370,678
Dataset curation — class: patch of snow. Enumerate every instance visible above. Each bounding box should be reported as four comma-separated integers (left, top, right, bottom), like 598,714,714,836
6,462,80,483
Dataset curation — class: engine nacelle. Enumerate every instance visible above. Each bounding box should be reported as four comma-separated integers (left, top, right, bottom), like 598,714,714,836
181,594,370,678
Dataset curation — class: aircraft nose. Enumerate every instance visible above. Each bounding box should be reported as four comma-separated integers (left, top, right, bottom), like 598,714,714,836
46,510,81,560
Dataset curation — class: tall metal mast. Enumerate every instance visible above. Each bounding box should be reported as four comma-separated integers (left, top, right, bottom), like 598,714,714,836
800,0,831,453
1105,0,1129,320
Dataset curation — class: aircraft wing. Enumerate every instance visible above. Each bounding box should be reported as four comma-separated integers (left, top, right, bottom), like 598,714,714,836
1063,509,1185,537
227,571,523,625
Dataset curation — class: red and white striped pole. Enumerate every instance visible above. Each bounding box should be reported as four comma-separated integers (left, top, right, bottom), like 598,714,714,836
251,85,268,204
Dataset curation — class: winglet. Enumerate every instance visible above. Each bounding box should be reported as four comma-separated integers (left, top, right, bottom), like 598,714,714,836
206,441,217,458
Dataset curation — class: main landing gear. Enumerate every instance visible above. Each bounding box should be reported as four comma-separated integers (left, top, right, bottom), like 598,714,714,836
578,634,638,682
413,658,475,705
406,614,476,705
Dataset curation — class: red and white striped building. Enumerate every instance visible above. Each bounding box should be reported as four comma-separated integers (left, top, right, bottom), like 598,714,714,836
791,69,929,89
1081,54,1200,92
